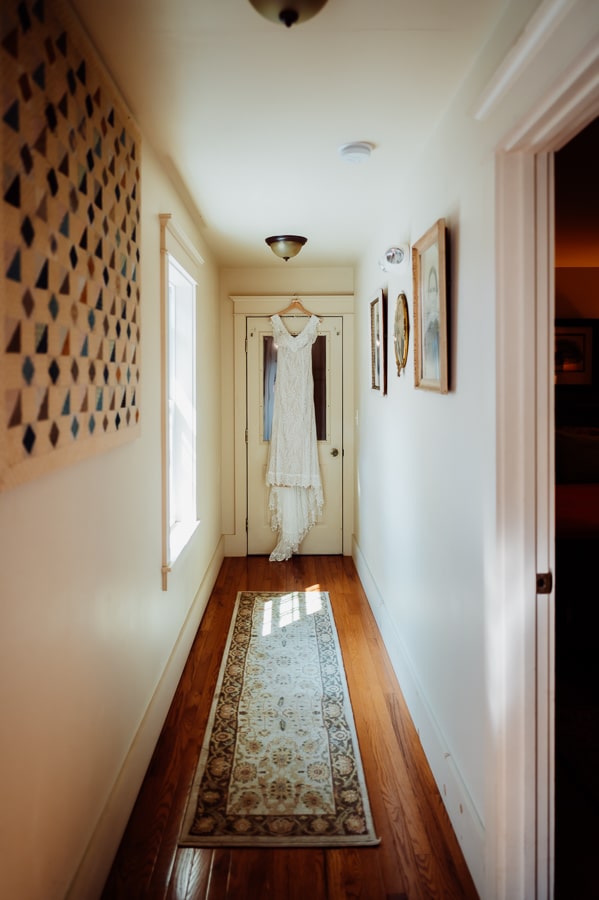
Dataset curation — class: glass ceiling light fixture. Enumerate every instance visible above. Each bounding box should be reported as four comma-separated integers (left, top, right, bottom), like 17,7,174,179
378,245,409,272
248,0,328,28
265,234,307,261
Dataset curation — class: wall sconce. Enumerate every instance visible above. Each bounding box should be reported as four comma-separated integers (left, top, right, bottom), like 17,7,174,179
265,235,307,261
378,245,409,272
248,0,328,28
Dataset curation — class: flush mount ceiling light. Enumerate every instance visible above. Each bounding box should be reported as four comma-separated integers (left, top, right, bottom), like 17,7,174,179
265,234,307,261
248,0,328,28
378,245,408,271
338,141,374,164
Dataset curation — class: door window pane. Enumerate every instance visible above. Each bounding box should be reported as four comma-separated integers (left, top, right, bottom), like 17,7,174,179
263,334,326,441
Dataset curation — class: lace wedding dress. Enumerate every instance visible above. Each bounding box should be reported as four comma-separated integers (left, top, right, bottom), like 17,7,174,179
266,314,323,562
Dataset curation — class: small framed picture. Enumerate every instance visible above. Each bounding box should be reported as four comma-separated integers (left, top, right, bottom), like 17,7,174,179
555,322,593,385
394,292,409,376
370,289,387,393
412,219,448,393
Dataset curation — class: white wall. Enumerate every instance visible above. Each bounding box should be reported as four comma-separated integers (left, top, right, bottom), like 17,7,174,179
353,170,494,894
0,141,223,900
351,0,599,896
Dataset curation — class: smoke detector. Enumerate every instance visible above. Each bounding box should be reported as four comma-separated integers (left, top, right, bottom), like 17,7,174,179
338,141,373,163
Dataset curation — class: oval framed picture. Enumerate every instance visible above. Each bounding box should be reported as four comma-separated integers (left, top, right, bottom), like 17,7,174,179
394,292,409,376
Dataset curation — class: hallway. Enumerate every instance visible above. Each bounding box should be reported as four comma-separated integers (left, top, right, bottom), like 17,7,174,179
102,556,478,899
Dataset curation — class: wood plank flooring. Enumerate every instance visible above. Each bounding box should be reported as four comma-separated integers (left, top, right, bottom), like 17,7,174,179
101,556,479,899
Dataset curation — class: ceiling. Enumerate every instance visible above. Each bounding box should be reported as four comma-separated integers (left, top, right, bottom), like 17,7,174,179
68,0,507,268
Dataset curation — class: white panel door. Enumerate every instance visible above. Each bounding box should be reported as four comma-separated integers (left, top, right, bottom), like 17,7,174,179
246,315,343,555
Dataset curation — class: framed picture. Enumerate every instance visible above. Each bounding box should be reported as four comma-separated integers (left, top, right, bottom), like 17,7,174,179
393,292,409,376
0,0,142,492
555,322,593,385
412,219,448,393
370,289,387,393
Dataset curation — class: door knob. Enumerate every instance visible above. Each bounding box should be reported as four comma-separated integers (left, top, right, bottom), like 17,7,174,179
330,447,339,457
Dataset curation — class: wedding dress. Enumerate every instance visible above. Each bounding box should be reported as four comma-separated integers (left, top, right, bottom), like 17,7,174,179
266,314,323,562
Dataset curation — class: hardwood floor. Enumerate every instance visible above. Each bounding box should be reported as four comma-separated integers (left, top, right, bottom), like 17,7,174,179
101,556,479,899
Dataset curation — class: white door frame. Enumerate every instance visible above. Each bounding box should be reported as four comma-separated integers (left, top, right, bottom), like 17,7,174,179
493,37,599,900
228,294,354,557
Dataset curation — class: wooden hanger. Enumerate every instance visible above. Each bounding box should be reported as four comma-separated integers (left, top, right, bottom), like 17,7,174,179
275,298,321,320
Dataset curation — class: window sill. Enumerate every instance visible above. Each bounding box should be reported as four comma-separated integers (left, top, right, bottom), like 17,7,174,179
163,520,200,589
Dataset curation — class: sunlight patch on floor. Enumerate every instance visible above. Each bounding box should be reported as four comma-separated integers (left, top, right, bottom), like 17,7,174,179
260,591,324,635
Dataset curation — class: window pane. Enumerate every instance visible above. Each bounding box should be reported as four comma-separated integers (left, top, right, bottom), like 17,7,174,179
263,334,326,441
312,334,326,440
167,256,197,562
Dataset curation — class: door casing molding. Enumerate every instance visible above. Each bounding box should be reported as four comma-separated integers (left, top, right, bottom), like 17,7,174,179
492,31,599,900
226,294,354,557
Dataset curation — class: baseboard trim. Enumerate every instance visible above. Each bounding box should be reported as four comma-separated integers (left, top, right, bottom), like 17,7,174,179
67,536,225,900
352,537,485,896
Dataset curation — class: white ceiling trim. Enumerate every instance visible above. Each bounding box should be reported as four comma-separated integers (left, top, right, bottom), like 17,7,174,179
473,0,578,120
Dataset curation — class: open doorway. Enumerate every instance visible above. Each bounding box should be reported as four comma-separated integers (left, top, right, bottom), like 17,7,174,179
495,43,599,894
553,115,599,898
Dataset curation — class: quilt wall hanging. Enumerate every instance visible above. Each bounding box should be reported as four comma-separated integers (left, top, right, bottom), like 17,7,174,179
0,0,141,491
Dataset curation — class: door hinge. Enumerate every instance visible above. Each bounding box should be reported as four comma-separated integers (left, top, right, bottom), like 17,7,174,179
245,337,248,353
245,427,248,443
245,517,248,532
536,572,553,594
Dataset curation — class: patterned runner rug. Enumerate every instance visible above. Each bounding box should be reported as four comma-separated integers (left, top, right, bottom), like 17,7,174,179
179,590,380,847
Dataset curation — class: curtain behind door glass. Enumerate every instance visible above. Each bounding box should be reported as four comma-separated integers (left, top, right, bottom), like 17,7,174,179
263,334,326,441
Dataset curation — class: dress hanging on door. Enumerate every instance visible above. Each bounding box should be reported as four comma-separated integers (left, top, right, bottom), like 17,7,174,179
266,314,323,562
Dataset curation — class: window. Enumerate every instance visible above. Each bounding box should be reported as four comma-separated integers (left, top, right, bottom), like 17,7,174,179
167,256,197,562
159,213,203,589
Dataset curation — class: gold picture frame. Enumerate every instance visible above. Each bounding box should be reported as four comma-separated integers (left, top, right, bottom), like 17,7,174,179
412,219,448,393
394,292,409,376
